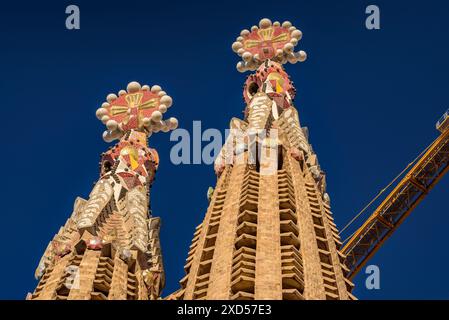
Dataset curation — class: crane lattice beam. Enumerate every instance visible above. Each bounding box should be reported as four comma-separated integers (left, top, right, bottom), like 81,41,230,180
341,127,449,280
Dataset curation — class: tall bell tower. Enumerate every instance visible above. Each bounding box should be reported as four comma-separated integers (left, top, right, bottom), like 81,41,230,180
29,81,178,300
170,18,356,300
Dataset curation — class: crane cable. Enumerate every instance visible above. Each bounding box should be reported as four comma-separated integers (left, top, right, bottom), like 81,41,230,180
339,142,432,244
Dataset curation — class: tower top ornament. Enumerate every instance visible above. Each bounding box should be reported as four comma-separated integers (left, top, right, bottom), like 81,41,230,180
95,81,178,142
232,18,307,72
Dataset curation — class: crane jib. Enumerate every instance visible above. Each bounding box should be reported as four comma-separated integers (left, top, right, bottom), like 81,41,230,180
341,127,449,280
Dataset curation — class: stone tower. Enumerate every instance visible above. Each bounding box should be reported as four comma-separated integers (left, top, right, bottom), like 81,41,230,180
29,81,178,300
170,18,356,300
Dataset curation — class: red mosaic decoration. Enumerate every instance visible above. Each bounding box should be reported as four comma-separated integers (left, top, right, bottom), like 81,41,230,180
243,61,296,106
242,26,291,61
232,18,307,72
96,82,177,142
117,172,143,189
100,131,159,188
104,91,161,131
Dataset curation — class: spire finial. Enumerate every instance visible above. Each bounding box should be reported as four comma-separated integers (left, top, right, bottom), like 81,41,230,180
95,81,178,142
232,18,307,72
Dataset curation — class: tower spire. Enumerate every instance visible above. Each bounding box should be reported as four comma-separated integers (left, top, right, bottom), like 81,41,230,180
169,19,355,300
30,81,177,300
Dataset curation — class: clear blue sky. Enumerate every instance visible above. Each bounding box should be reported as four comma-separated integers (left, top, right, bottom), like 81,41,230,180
1,0,449,299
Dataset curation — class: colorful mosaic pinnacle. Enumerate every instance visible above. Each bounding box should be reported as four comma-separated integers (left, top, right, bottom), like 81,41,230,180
169,18,356,301
95,81,178,142
30,81,173,300
232,18,307,72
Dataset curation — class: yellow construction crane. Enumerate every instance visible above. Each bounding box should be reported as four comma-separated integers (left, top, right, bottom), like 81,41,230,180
341,109,449,280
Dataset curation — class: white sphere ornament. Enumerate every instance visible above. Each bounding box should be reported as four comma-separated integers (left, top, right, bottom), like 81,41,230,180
152,121,161,132
161,123,170,133
169,117,178,129
153,120,162,129
242,51,252,62
232,41,243,52
160,95,173,107
297,50,307,62
127,81,141,93
118,90,127,96
103,131,113,143
151,111,162,121
291,29,302,40
158,105,167,113
150,85,161,93
283,43,294,53
106,94,117,103
287,54,298,64
96,108,107,119
106,120,118,130
236,62,245,72
101,115,110,124
259,18,272,29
